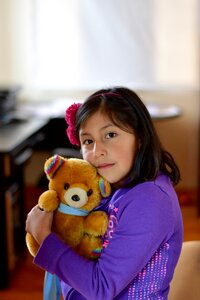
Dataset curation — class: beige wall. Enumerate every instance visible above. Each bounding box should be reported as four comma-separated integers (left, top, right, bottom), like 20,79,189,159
138,89,199,191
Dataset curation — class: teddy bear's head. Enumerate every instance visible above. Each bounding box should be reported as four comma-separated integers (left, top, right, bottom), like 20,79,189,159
44,155,111,211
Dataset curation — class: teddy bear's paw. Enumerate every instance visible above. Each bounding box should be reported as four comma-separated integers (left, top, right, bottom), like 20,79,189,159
84,211,108,236
38,190,59,211
76,235,103,260
25,233,40,257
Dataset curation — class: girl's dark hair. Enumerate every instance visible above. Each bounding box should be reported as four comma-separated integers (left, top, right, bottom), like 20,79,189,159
75,87,180,186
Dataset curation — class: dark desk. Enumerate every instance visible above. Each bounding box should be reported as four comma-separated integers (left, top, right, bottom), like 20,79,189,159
0,119,47,153
0,118,47,288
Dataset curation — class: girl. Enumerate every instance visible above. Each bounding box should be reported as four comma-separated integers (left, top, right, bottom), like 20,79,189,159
26,87,183,299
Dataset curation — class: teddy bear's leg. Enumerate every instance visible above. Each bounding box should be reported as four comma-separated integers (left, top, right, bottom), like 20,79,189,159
25,233,40,257
75,234,103,260
84,211,108,236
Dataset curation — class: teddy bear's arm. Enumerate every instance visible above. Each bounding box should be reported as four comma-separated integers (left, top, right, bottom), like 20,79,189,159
38,190,59,211
84,211,108,236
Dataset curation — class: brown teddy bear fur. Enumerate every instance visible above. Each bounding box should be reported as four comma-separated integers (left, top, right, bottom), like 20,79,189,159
26,155,111,259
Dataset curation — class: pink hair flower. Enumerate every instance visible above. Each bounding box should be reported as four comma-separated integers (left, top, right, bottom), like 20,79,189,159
65,103,82,146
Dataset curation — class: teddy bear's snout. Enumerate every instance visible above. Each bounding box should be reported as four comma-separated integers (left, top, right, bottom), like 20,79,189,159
71,194,80,202
64,187,88,208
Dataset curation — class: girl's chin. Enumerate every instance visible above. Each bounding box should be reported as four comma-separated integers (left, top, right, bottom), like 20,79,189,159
98,170,126,187
103,177,124,188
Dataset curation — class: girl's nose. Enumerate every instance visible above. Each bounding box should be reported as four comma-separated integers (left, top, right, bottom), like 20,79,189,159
93,141,106,157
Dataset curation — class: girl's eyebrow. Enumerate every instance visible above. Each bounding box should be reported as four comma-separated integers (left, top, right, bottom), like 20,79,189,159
79,124,115,137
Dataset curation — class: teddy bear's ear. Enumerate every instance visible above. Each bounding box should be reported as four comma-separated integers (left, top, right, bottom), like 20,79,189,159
44,155,65,179
98,177,111,198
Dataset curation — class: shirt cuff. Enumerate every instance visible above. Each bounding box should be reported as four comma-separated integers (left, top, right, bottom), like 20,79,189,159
33,233,69,273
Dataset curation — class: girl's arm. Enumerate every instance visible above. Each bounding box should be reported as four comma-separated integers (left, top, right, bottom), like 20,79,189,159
26,205,53,244
33,184,179,300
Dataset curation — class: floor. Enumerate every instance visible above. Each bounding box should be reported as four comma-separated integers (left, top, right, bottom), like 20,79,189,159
0,255,44,300
0,190,200,300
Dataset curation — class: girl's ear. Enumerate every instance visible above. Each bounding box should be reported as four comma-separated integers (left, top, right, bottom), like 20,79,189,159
98,177,111,197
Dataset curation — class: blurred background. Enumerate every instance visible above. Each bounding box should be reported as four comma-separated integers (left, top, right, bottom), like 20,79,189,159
0,0,199,299
0,0,199,190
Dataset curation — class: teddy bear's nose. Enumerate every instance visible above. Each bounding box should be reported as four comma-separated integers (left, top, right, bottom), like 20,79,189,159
72,194,80,202
64,187,88,208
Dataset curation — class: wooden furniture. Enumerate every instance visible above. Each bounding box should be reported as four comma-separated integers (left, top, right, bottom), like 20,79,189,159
198,101,200,215
168,241,200,300
0,116,76,288
0,119,46,288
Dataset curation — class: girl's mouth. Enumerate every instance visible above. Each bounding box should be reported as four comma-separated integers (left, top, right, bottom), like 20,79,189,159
97,163,114,169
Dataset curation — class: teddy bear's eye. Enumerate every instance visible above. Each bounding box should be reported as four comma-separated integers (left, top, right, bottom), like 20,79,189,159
87,189,93,196
64,183,70,190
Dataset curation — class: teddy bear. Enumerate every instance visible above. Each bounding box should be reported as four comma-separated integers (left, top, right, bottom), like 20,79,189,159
26,154,111,260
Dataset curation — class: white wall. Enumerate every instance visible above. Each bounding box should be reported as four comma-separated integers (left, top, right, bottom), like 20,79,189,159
0,0,199,91
0,0,33,86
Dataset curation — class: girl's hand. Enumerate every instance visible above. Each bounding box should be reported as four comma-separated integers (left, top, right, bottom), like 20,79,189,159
26,205,53,245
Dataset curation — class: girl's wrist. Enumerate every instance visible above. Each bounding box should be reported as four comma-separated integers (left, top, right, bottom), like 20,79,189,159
37,230,51,245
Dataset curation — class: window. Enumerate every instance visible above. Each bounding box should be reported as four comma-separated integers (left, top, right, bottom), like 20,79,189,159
33,0,155,90
0,0,199,94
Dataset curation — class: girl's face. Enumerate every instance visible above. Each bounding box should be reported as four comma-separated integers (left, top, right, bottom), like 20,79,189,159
79,111,139,187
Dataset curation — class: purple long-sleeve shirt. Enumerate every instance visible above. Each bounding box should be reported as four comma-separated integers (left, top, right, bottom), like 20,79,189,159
34,173,183,299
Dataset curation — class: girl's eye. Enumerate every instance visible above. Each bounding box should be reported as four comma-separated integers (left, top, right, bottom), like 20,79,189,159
82,139,93,145
106,132,117,139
